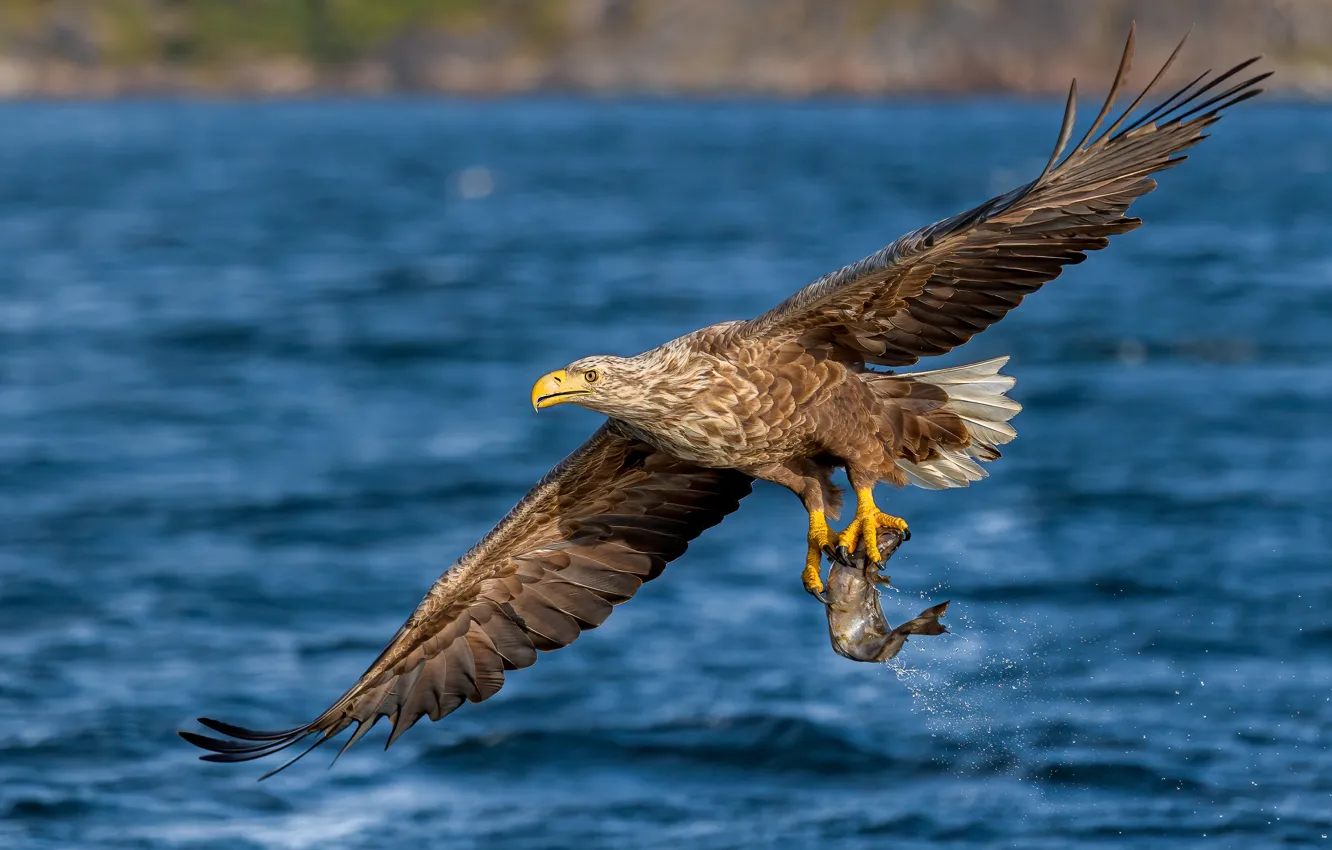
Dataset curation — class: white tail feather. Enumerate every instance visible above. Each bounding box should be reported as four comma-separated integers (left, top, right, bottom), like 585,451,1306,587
897,356,1021,490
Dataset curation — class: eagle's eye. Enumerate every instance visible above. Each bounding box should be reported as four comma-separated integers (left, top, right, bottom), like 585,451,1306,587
584,369,600,384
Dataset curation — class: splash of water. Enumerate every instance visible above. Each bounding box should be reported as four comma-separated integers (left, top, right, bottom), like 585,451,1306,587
880,581,1047,777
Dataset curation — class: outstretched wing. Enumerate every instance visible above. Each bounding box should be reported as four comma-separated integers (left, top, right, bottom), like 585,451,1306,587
180,422,752,777
743,25,1268,367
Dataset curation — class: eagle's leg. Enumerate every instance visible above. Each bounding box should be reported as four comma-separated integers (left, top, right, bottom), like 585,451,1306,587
802,510,833,600
758,463,836,600
837,488,910,564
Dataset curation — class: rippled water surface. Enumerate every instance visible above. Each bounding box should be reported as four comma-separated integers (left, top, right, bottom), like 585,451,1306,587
2,99,1330,848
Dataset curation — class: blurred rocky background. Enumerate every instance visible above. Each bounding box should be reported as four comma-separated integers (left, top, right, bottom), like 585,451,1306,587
0,0,1329,98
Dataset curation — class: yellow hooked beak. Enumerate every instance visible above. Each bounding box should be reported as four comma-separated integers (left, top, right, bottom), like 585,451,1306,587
531,370,592,411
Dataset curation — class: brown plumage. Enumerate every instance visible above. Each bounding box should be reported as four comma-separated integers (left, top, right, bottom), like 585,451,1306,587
182,26,1266,774
182,424,751,775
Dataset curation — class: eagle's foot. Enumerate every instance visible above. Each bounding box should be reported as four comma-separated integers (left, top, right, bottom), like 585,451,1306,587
877,512,910,541
802,511,832,601
837,502,909,564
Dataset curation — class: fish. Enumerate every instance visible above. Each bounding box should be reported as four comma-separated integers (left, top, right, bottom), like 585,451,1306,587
822,532,949,663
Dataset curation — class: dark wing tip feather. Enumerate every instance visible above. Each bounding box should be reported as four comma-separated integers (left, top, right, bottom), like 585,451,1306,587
1117,67,1209,138
180,721,333,779
1072,22,1136,152
197,717,304,741
1037,80,1078,182
1099,28,1191,143
258,734,333,780
1211,87,1264,116
178,730,248,753
1172,71,1272,125
1130,56,1266,136
180,716,328,779
1086,36,1263,153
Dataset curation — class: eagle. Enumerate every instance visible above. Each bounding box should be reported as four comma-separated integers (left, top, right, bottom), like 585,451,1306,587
182,27,1266,775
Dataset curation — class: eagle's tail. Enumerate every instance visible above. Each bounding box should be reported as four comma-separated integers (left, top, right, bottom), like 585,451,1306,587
873,356,1021,490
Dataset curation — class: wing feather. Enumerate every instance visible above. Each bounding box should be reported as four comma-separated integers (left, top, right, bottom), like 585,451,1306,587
743,25,1267,367
180,422,751,774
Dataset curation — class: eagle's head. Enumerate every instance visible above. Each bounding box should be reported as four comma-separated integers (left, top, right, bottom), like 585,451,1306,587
531,345,708,420
531,355,647,417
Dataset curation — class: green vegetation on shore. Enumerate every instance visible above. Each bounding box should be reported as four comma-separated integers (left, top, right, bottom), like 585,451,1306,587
2,0,568,66
1,0,1328,97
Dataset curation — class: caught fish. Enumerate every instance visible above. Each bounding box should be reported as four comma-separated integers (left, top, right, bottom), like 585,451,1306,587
822,532,949,663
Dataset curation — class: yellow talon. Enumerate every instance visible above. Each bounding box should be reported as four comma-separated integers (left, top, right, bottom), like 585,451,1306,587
878,513,909,537
802,510,831,597
837,489,909,563
801,556,824,597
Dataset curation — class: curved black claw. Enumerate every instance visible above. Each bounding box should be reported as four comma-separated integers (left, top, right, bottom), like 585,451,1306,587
823,544,854,568
803,577,829,604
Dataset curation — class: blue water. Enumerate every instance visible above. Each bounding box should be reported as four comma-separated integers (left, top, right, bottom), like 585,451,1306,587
2,99,1330,848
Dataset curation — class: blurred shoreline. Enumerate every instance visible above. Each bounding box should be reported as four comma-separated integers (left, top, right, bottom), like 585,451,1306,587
2,0,1331,100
